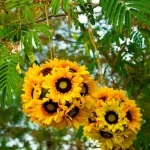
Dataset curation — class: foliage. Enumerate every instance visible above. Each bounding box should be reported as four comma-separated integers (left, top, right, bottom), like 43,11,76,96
0,0,150,149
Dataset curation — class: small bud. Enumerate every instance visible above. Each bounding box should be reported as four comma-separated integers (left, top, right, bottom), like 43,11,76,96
16,63,22,75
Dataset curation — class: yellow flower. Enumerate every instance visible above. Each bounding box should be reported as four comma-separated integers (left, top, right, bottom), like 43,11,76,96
110,89,128,102
96,88,128,107
22,74,43,103
117,131,137,149
109,145,136,150
43,67,83,104
23,98,64,125
22,63,42,101
16,63,22,75
97,87,114,101
80,74,98,109
96,87,114,107
21,74,51,110
54,59,89,75
84,127,117,149
124,99,142,133
39,59,57,76
85,111,98,132
25,63,41,78
52,100,90,129
84,126,135,150
96,99,128,132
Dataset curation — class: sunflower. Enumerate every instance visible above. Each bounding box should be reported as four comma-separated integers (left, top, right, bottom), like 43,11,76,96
84,111,98,132
96,88,128,107
96,99,128,132
25,63,41,78
21,74,51,110
123,99,142,133
109,145,136,150
21,75,45,107
39,59,57,76
22,63,42,100
52,99,90,129
53,59,89,75
117,131,137,149
96,87,114,107
43,67,83,104
84,126,119,149
110,89,128,102
79,74,98,109
97,87,114,101
24,97,64,125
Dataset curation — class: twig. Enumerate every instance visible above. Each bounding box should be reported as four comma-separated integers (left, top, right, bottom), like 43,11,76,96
44,3,54,59
88,23,104,85
36,3,100,23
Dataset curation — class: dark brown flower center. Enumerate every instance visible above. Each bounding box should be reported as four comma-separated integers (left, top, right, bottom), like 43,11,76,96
81,83,88,96
41,68,52,76
99,96,107,101
88,117,96,123
100,130,113,138
43,100,58,114
105,111,118,124
126,111,132,121
31,88,34,98
56,78,72,93
69,68,77,73
65,101,71,107
68,106,79,118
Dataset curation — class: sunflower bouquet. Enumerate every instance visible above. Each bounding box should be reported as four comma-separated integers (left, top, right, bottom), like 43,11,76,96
22,59,98,128
84,87,142,149
21,59,142,150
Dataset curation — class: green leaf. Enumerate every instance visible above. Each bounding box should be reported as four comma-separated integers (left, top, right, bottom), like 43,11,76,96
113,3,123,30
23,32,35,63
143,136,149,150
102,0,110,13
131,10,150,27
23,6,35,23
6,0,18,9
32,24,50,36
78,0,84,6
0,45,10,63
125,10,131,37
108,0,120,23
127,3,150,14
6,0,30,9
25,49,35,63
32,32,42,50
0,54,22,109
118,5,126,33
51,0,61,14
135,133,143,150
105,0,115,18
75,126,83,139
63,0,69,12
125,0,150,13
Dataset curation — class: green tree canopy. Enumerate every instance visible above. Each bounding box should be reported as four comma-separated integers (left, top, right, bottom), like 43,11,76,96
0,0,150,149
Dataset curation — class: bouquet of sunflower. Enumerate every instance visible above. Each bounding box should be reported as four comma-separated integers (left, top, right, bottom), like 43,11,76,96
21,59,98,128
84,87,142,149
21,59,142,150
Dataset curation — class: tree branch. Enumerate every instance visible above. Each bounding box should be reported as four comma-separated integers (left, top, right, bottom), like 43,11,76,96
36,3,99,23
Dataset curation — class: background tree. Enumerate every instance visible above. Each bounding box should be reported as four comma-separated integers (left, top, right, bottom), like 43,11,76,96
0,0,150,149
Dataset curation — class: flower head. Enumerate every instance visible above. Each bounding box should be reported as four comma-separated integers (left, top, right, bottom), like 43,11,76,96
124,99,142,133
43,67,83,104
96,99,127,132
